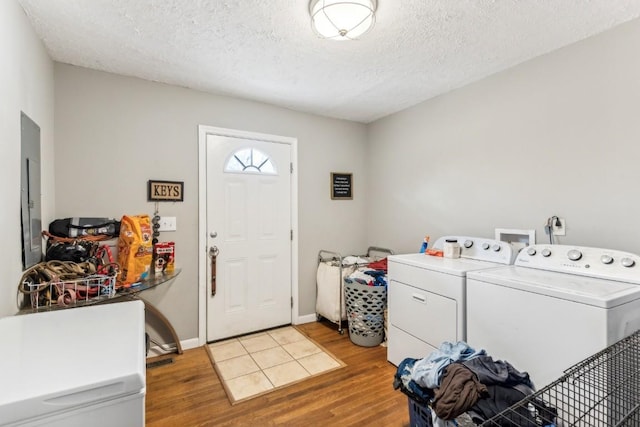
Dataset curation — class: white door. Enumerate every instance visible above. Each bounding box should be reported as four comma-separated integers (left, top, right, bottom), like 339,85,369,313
206,135,292,341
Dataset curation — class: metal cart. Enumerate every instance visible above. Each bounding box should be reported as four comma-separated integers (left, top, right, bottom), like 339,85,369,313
316,246,393,334
481,330,640,426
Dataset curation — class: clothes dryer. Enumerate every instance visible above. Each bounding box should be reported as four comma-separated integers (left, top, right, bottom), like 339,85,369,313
387,236,516,366
467,244,640,389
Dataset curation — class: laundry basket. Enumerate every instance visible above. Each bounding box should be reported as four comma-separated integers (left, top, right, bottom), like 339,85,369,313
408,397,433,427
344,280,387,347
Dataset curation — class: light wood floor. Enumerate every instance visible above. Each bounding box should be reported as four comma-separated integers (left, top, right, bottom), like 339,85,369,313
145,320,410,426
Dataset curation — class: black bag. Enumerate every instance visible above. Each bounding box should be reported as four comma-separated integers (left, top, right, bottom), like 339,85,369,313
45,240,98,263
49,217,120,238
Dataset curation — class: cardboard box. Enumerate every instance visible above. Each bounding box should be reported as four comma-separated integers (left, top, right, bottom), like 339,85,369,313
153,242,175,273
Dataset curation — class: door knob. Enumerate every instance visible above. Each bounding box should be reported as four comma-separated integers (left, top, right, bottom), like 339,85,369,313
209,231,218,238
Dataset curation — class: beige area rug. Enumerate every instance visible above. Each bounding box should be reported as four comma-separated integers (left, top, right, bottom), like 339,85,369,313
206,326,346,405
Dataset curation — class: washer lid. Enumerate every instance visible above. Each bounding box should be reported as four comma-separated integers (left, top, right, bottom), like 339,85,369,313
468,266,640,308
0,301,146,425
388,253,508,276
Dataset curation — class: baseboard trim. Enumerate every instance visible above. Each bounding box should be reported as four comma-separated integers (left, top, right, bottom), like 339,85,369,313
294,313,317,325
147,337,201,358
180,337,200,350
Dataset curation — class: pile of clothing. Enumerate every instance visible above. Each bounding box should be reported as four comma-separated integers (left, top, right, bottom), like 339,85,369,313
343,257,388,287
393,342,557,427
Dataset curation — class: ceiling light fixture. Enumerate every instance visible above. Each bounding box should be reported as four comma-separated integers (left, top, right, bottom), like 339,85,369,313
309,0,377,41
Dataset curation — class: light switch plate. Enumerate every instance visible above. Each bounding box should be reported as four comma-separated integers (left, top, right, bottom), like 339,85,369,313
158,216,177,232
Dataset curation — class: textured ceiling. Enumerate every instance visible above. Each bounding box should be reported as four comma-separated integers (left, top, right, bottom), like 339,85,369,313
18,1,640,123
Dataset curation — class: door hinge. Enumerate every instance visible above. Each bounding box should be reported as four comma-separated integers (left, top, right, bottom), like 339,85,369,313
290,229,293,241
290,162,293,173
291,297,293,308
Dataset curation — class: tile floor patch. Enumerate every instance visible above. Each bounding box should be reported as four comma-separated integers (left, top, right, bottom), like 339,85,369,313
251,346,294,370
238,331,267,340
268,326,306,345
283,339,321,359
215,354,260,380
263,360,310,387
208,340,247,362
207,326,345,404
226,371,274,401
240,334,280,353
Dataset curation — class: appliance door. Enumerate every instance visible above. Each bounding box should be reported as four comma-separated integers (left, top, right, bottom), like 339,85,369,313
11,392,145,427
0,301,146,426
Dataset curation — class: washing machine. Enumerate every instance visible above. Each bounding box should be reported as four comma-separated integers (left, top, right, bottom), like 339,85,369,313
467,244,640,389
386,236,516,366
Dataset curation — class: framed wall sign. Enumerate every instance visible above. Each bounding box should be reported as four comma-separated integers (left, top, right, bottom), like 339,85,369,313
148,180,184,202
331,172,352,200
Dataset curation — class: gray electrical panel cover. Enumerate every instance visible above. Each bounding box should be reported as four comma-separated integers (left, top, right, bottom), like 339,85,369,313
21,112,42,269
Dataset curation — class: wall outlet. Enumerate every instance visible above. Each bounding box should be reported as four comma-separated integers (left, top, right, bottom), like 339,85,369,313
158,216,177,232
552,218,566,236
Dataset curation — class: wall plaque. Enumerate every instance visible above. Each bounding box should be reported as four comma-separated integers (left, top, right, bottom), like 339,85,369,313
148,180,184,202
331,172,352,200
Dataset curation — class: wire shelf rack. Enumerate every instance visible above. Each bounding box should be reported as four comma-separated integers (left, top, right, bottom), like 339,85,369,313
25,274,116,310
481,330,640,426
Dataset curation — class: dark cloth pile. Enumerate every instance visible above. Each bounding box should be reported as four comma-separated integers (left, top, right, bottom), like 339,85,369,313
432,363,487,420
393,342,557,426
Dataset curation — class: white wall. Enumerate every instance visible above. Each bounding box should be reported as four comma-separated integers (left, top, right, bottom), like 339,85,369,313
54,64,368,342
367,18,640,255
0,1,55,317
12,5,640,342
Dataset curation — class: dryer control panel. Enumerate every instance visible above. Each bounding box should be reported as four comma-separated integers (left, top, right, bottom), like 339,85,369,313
515,244,640,284
433,236,516,265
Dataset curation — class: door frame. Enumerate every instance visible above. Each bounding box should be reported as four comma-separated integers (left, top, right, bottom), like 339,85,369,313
197,125,299,345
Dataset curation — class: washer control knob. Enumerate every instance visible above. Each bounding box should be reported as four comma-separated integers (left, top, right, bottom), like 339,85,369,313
541,248,552,257
492,244,501,252
527,248,537,256
621,258,636,268
567,250,582,261
464,240,473,248
482,243,490,250
601,255,614,265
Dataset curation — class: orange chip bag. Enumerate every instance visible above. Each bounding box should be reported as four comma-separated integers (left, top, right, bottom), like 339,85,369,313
117,214,153,287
